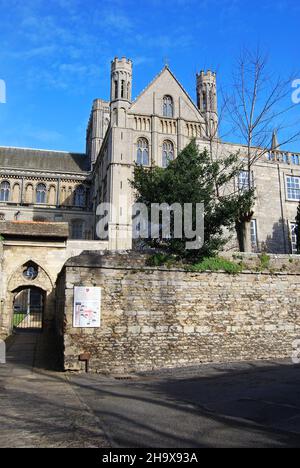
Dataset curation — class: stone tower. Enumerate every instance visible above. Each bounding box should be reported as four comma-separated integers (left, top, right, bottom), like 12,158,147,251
107,57,133,250
196,70,218,137
86,99,110,167
110,57,132,127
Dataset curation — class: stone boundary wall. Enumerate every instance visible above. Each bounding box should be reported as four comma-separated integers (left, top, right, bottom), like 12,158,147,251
57,253,300,374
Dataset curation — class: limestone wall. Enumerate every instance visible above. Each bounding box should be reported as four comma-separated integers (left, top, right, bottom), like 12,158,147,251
58,253,300,374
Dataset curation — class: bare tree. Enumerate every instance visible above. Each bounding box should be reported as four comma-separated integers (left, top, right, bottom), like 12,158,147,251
227,47,300,251
204,88,243,200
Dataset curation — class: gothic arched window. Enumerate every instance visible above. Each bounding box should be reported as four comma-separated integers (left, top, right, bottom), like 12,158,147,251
25,184,34,204
121,80,125,98
163,96,174,118
74,185,85,207
36,183,46,204
0,181,10,202
137,138,149,166
113,108,118,126
71,219,85,240
12,183,20,203
209,90,215,112
162,141,174,168
202,92,207,111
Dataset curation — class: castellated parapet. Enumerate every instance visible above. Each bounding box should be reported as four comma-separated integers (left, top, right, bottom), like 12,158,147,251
196,69,218,137
196,70,217,91
110,57,133,104
111,57,133,73
196,69,218,114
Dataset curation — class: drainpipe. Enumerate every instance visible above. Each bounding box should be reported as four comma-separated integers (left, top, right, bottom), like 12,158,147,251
277,163,288,253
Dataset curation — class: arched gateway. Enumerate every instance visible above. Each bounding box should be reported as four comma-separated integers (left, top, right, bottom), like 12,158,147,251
8,260,53,332
13,286,45,330
0,220,106,340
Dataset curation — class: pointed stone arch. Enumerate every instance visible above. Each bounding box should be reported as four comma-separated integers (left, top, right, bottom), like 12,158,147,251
8,259,53,293
7,260,55,331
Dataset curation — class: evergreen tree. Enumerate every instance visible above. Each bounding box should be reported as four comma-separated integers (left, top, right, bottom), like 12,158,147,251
130,140,254,261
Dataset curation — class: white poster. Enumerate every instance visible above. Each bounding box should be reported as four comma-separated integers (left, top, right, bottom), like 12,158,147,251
73,287,101,328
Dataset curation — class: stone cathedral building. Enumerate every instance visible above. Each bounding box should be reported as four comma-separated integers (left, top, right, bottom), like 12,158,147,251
1,57,300,253
0,57,300,340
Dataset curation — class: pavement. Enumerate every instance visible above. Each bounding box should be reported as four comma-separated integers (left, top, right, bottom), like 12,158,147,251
1,332,300,448
0,332,109,448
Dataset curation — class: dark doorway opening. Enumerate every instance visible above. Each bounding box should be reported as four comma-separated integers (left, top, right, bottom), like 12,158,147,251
13,287,45,330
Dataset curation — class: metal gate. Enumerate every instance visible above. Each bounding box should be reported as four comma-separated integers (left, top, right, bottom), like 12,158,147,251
13,288,43,330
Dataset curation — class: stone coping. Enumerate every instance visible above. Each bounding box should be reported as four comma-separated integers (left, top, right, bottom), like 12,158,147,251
64,251,300,275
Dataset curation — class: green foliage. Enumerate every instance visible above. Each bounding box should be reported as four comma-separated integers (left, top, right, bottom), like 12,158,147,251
188,256,243,274
258,253,271,270
13,313,26,327
131,139,255,261
146,253,243,274
146,253,178,267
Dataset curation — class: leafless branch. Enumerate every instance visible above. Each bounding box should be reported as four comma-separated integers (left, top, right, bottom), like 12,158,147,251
226,46,300,174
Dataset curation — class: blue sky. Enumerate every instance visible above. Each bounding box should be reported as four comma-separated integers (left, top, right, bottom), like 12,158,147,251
0,0,299,152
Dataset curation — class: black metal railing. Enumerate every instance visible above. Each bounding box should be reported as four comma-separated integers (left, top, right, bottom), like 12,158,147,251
13,309,43,330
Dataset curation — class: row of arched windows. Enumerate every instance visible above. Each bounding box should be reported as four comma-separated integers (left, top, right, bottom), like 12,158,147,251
136,139,175,168
133,97,174,132
114,80,131,100
0,181,87,207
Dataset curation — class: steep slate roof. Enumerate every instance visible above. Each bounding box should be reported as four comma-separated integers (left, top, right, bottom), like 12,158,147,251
0,221,69,239
0,147,90,174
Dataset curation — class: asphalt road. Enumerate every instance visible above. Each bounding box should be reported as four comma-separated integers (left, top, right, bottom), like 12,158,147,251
70,360,300,448
2,332,300,448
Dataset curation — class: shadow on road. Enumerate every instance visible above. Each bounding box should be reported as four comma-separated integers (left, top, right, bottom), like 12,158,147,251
2,332,300,448
67,360,300,448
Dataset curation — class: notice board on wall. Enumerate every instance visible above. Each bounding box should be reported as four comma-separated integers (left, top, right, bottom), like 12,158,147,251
73,287,101,328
